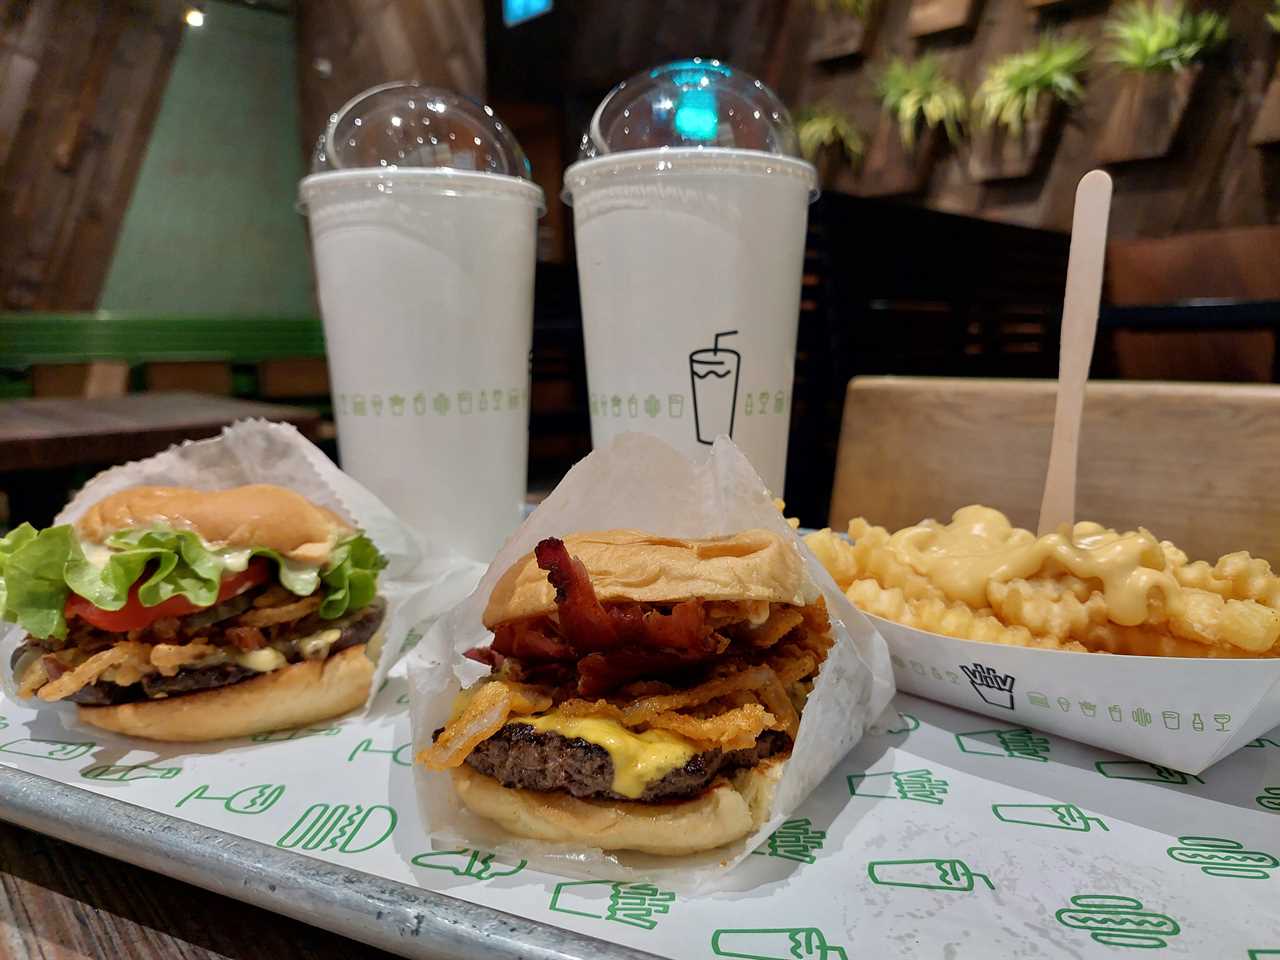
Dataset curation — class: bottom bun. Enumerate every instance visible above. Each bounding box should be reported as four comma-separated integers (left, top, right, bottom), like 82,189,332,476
78,640,377,742
451,757,785,856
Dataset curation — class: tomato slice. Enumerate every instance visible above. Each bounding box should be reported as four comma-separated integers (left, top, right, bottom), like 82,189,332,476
66,558,271,632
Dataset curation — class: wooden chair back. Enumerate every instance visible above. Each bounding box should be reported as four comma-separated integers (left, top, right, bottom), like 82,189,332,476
829,376,1280,566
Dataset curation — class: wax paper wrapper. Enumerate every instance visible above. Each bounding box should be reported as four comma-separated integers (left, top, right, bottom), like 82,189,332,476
872,614,1280,775
406,434,895,892
1,419,486,714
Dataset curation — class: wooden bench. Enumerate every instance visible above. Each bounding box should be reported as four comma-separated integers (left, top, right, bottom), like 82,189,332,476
830,376,1280,566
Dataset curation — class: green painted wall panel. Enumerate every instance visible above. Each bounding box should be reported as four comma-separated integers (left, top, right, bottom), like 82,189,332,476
99,2,312,314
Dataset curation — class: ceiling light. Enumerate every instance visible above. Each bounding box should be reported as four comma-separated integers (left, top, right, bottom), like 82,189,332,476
184,8,204,27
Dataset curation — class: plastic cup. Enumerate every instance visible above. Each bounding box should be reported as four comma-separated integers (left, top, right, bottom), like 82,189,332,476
566,148,812,493
301,85,543,562
564,60,815,494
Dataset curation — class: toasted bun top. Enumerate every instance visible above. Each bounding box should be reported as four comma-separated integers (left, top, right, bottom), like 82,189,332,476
483,529,812,628
76,484,353,565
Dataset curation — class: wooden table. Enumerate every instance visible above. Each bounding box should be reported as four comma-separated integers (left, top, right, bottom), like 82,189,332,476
0,820,399,959
0,392,324,527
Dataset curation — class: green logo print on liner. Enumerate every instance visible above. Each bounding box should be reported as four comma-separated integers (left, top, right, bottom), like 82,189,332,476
1258,787,1280,812
0,738,94,760
549,880,675,931
849,769,949,805
710,927,847,960
868,712,919,736
82,762,180,782
250,726,340,743
277,803,397,854
1094,761,1204,785
177,783,285,815
1055,895,1180,949
956,727,1050,762
347,738,413,767
411,849,527,880
0,716,8,729
750,818,827,863
991,802,1108,832
1248,951,1280,959
866,858,994,893
1246,737,1280,749
1166,836,1279,879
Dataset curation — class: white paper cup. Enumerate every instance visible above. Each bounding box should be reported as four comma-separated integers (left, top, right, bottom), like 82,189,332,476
564,147,816,494
300,168,544,561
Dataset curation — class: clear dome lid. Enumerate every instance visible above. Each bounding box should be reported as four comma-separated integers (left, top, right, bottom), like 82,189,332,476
313,81,532,179
578,58,801,161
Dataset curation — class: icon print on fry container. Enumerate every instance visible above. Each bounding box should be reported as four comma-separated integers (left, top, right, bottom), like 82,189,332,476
689,330,741,444
711,927,848,960
1094,761,1204,785
849,769,949,805
277,803,396,854
960,663,1015,709
1055,895,1180,949
549,880,675,931
955,727,1051,762
1166,836,1278,879
177,783,284,815
867,857,994,893
0,738,94,761
82,762,180,782
411,848,527,880
991,802,1108,832
347,738,413,767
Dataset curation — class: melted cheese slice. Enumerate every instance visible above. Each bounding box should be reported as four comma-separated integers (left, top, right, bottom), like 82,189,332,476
510,715,699,800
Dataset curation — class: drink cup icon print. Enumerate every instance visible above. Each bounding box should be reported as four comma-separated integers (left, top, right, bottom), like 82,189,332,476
690,330,741,444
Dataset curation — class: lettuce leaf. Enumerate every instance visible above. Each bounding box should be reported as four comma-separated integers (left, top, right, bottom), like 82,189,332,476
0,524,386,640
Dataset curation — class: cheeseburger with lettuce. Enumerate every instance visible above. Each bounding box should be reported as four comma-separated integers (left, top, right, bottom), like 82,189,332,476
418,529,833,856
2,484,386,741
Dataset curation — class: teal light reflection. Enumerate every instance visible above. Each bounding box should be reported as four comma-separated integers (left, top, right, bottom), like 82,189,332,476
674,87,718,141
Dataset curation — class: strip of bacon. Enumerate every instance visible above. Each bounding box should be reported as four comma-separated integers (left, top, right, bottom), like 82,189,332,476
534,538,617,651
491,619,574,661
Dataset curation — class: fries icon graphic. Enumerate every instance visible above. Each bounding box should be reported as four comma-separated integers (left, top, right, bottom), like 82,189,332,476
960,663,1015,710
1166,836,1279,879
1055,895,1180,949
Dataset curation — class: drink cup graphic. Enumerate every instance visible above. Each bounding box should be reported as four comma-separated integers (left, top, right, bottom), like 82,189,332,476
1080,701,1097,717
1055,895,1180,948
992,803,1107,832
250,726,339,743
867,858,993,892
1108,705,1123,722
668,394,684,418
1095,760,1203,784
0,738,94,761
1162,711,1180,730
627,394,638,418
711,927,847,960
690,330,741,444
1166,836,1279,879
412,848,526,880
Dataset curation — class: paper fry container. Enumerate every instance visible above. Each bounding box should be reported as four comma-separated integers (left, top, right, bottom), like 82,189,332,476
871,614,1280,775
0,420,486,714
406,434,894,892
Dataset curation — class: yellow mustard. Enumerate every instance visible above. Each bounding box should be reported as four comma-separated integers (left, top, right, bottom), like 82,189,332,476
510,715,698,799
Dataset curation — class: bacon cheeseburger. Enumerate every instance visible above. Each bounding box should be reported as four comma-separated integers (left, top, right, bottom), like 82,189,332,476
418,530,833,856
3,484,386,741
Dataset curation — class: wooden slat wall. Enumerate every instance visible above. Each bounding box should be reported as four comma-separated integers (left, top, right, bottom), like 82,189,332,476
0,0,183,310
800,0,1279,239
294,0,486,155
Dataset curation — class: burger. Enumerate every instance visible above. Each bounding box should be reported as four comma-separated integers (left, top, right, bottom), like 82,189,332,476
2,484,387,741
417,529,833,856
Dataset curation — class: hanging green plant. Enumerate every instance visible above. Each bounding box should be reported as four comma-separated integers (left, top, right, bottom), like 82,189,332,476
974,36,1091,136
796,106,865,165
877,55,967,150
813,0,879,21
1103,0,1228,71
1268,0,1280,32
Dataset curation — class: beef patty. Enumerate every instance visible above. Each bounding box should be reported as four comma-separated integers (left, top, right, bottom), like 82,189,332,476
463,724,791,802
13,598,385,706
